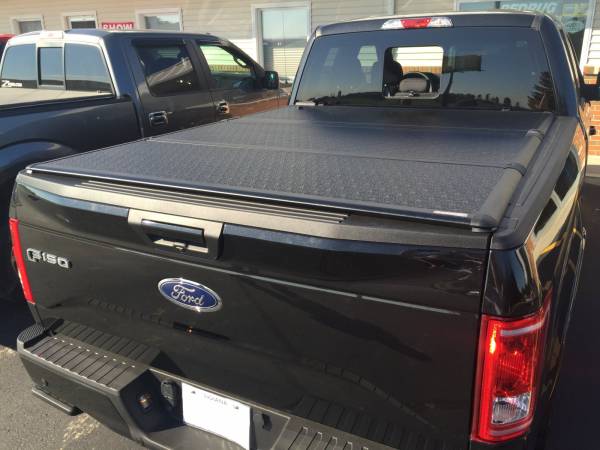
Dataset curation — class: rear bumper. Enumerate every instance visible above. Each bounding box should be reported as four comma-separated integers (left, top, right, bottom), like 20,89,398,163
17,323,395,450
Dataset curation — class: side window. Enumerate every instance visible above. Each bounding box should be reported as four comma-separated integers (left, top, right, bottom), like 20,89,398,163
199,44,255,90
39,47,64,86
136,44,200,96
555,152,579,200
65,44,113,93
0,44,37,88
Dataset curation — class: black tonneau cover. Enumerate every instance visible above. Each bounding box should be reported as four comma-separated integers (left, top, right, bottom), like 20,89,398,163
30,107,553,228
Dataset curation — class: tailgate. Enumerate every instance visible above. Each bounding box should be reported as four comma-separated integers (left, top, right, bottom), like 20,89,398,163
13,172,489,449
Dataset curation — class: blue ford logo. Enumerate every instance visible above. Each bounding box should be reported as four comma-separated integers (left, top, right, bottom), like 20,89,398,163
158,278,222,312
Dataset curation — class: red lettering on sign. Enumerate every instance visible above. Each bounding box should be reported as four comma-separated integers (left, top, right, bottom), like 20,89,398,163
101,22,134,31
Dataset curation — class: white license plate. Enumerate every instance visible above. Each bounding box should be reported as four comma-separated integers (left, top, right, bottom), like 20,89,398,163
181,383,250,450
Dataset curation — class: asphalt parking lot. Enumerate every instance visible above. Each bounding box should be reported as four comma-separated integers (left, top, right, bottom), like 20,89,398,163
1,174,599,450
0,299,141,450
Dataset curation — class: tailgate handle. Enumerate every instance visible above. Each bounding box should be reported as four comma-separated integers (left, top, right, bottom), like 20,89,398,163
128,210,223,259
141,220,206,252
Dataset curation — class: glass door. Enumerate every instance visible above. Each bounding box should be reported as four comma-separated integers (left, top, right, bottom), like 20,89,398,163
260,7,309,87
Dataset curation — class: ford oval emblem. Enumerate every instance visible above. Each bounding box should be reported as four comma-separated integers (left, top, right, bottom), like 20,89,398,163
158,278,222,313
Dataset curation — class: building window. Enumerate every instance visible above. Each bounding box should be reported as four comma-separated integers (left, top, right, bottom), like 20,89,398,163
256,5,310,85
64,12,97,29
11,16,44,34
136,9,182,31
456,1,593,64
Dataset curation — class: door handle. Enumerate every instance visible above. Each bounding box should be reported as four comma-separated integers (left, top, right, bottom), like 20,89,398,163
128,210,223,259
149,110,169,126
216,100,230,115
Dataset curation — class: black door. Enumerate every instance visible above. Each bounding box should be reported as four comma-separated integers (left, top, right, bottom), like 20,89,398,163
129,38,215,136
196,41,280,119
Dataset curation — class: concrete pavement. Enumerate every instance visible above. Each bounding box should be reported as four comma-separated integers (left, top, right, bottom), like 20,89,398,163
0,300,140,450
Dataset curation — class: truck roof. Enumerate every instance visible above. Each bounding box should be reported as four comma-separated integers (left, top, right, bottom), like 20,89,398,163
318,11,544,36
6,29,219,46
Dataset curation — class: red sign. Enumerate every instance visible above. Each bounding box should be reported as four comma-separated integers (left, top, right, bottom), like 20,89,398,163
101,21,134,31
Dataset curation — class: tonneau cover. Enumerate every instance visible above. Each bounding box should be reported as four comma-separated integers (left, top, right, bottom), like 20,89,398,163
30,106,553,228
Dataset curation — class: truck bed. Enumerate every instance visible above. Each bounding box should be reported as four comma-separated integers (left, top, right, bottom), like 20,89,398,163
30,106,554,228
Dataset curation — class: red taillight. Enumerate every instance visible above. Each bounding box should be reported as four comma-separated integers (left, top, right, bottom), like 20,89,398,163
472,299,550,442
400,18,432,29
381,17,453,30
8,218,34,304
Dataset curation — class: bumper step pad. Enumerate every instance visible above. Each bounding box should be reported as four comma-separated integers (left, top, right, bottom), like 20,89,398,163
17,323,395,450
22,333,145,388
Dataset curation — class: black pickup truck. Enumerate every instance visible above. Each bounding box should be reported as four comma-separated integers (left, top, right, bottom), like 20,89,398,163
0,29,281,300
8,12,592,450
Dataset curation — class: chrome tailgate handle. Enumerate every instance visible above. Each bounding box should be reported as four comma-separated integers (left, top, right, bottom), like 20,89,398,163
128,210,223,259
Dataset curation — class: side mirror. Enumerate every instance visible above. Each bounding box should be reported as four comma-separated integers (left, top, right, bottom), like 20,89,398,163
263,71,279,90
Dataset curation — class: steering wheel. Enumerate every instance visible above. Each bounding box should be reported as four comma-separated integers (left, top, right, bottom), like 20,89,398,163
404,72,433,93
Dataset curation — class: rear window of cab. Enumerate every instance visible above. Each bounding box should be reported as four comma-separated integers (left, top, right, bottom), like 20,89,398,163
295,27,556,112
1,43,113,96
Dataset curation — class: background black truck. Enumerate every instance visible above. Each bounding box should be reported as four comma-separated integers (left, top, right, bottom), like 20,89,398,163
8,12,594,450
0,29,282,301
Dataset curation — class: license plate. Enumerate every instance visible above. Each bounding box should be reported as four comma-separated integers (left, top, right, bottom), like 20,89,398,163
181,383,250,450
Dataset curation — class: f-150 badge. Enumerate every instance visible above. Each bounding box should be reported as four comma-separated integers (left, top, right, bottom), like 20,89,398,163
158,278,222,312
26,248,71,269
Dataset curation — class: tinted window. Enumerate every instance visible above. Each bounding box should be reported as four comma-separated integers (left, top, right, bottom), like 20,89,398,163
535,200,558,235
457,0,591,59
136,44,200,96
0,43,6,57
296,28,555,111
199,45,255,90
65,44,112,93
0,44,37,88
555,153,579,200
39,47,64,86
